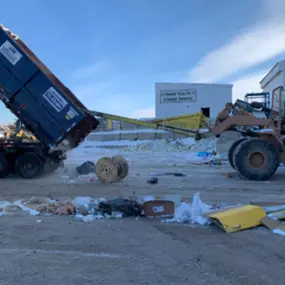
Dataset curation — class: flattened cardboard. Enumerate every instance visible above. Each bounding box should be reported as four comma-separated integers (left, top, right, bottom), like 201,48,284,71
260,216,280,230
268,210,285,220
260,216,285,236
143,200,174,218
250,202,285,213
204,205,266,233
251,202,285,206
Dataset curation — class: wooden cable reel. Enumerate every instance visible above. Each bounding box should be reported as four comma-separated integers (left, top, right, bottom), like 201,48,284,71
95,156,129,184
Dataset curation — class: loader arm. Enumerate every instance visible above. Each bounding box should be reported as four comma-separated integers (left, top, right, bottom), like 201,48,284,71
81,109,204,138
210,115,275,136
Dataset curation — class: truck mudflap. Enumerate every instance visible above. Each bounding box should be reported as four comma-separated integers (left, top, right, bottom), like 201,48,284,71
0,24,99,150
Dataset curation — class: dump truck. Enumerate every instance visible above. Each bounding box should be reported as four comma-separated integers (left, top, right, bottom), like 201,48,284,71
0,24,100,178
0,24,210,180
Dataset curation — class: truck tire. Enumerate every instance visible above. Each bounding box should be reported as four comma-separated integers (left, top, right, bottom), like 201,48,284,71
0,153,10,178
15,152,44,179
228,138,246,169
233,139,279,181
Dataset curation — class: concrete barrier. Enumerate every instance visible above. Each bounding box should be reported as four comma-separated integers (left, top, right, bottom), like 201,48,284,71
87,133,120,141
120,133,139,141
87,129,190,142
155,132,173,140
137,132,156,140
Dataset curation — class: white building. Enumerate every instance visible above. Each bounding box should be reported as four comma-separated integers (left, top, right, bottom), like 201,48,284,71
260,60,285,95
155,82,233,119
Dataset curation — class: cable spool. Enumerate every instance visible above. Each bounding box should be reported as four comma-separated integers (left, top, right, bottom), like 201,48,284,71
95,156,129,184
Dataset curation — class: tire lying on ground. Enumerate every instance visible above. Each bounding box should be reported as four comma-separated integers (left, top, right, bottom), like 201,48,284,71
228,138,246,169
233,139,279,181
15,152,44,179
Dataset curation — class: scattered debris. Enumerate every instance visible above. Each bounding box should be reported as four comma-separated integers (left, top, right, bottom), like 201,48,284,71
163,193,212,225
19,198,76,216
76,214,103,223
191,193,212,225
251,201,285,213
55,202,76,215
143,200,175,218
77,206,89,216
204,205,267,233
147,177,159,184
76,161,96,175
98,198,141,217
197,151,212,158
268,210,285,220
261,216,285,236
3,204,23,216
139,194,181,207
1,192,285,238
148,172,186,177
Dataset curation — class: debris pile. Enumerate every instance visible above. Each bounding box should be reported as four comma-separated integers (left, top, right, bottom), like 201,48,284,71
98,198,142,216
1,194,285,236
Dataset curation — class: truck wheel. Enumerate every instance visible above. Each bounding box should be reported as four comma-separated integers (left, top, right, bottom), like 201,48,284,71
228,138,246,169
233,139,279,181
0,153,10,178
15,152,44,179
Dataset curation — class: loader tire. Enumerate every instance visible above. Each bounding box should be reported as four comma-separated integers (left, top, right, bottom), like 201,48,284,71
228,138,246,169
15,152,44,179
233,139,279,181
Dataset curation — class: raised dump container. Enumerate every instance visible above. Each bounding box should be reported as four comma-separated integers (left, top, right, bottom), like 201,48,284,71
0,24,99,150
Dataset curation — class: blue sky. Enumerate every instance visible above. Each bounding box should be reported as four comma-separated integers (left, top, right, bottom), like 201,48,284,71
1,0,285,123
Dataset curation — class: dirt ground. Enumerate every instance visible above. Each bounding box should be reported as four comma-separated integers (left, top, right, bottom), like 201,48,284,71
1,148,285,284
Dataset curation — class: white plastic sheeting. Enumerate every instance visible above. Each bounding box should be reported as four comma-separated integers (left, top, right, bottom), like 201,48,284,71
163,193,212,225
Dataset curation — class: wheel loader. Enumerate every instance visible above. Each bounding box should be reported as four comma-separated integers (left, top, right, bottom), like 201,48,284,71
210,86,285,181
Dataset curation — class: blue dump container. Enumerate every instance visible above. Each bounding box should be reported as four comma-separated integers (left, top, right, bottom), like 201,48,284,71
0,25,99,149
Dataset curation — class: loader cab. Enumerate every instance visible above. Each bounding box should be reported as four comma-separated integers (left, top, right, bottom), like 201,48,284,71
245,92,270,109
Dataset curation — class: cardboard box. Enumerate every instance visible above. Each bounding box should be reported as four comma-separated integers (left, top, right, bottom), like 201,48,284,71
142,200,175,218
